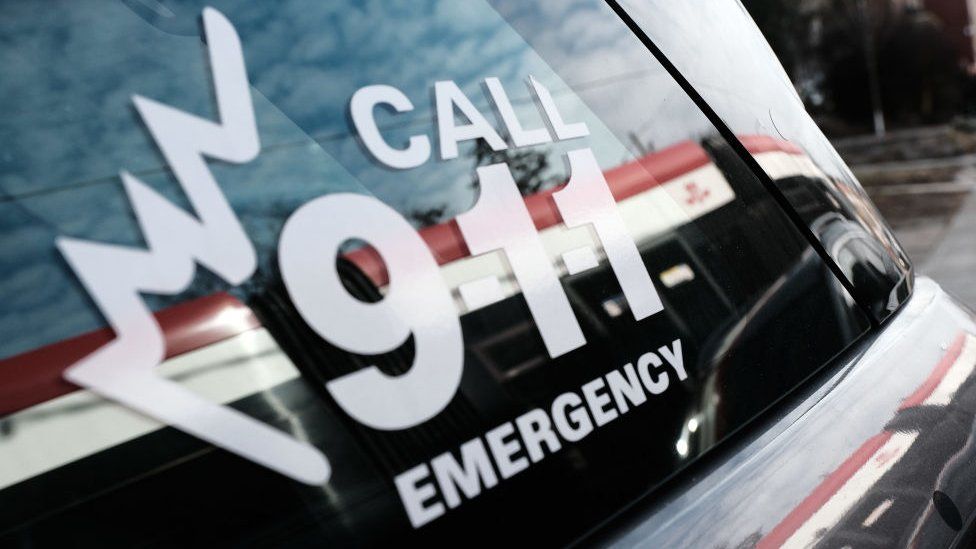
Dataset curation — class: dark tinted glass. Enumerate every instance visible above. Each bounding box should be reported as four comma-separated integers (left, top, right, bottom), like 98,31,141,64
0,0,868,545
618,0,913,322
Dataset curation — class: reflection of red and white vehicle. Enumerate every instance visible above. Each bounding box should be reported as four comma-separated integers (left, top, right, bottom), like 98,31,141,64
0,135,825,490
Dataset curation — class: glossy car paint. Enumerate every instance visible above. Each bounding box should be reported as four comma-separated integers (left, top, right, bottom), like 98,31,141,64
595,277,976,547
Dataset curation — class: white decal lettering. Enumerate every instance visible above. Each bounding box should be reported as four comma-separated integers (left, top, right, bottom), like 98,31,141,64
551,392,594,442
484,76,551,147
431,438,499,509
350,84,431,169
637,351,669,395
528,75,589,140
485,421,529,479
278,194,464,430
582,377,618,427
394,463,445,528
606,363,648,414
435,80,507,160
554,148,664,320
458,162,586,358
515,408,562,462
660,338,687,381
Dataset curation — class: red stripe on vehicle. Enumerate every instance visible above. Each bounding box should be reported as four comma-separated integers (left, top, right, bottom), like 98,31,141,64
0,293,259,416
0,136,800,414
899,333,967,409
756,432,892,549
346,137,799,286
757,332,967,548
347,140,712,286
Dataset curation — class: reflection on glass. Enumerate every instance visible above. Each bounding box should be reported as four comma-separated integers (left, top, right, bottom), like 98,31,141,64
619,0,913,322
0,0,876,545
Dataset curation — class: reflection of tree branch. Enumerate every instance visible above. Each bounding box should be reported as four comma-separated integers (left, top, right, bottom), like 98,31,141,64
469,140,562,195
407,204,448,227
744,0,965,129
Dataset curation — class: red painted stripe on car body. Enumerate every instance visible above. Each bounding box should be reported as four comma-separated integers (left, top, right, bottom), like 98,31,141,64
898,333,967,410
756,332,968,548
756,432,893,549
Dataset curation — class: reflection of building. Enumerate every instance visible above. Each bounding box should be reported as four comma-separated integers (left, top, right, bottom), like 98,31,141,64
921,0,976,71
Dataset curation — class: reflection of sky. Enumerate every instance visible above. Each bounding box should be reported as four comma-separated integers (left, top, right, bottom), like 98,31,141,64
0,0,716,358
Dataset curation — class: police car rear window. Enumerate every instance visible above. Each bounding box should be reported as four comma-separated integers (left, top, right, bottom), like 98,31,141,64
0,0,871,545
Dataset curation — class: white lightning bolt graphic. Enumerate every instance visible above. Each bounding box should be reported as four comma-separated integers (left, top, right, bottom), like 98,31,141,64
55,8,330,485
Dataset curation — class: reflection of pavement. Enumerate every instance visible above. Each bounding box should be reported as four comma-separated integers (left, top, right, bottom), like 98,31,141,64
923,177,976,309
855,149,976,309
870,180,973,265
